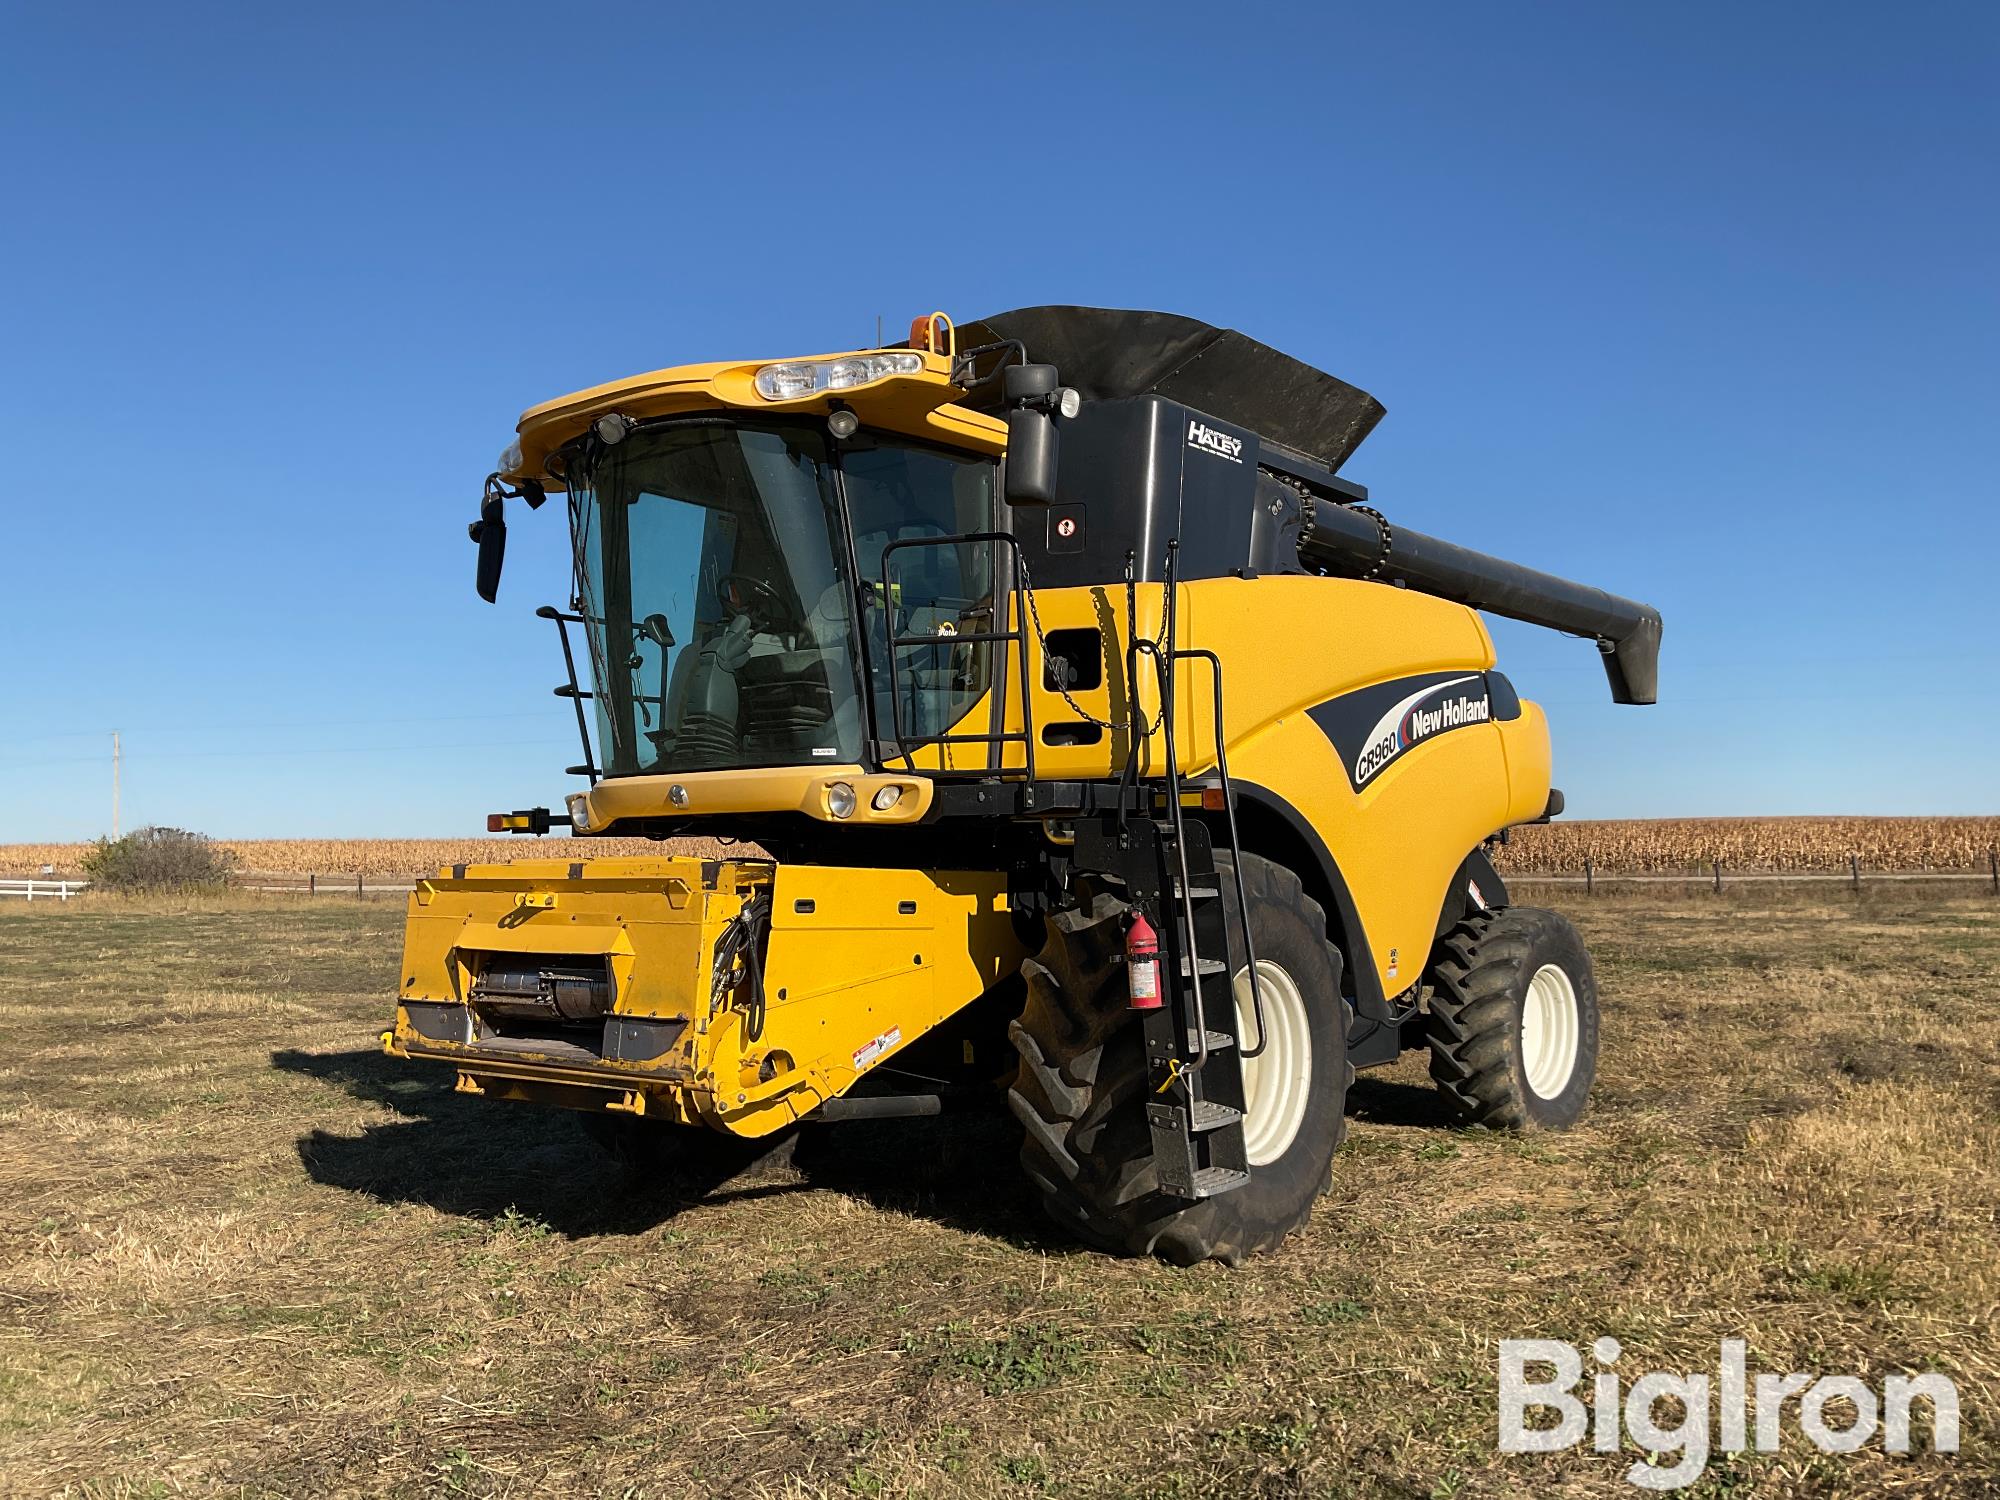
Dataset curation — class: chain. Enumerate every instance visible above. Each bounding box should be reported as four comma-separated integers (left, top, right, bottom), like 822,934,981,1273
1012,545,1168,734
1276,472,1392,579
1350,503,1393,579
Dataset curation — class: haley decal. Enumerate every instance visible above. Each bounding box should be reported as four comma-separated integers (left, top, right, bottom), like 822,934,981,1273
1307,672,1496,790
1186,419,1245,464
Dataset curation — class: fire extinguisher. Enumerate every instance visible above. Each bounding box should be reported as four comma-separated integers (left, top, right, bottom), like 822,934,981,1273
1126,912,1163,1010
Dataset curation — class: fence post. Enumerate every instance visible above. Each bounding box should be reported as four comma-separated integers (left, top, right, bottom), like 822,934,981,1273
1850,852,1860,892
309,872,316,896
1990,847,1997,895
59,882,69,901
1713,859,1723,894
1584,856,1594,896
356,871,364,899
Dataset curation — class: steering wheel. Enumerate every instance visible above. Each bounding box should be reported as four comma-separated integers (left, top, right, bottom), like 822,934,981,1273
715,572,800,632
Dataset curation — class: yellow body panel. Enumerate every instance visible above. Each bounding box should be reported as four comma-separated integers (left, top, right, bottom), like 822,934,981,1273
504,353,1006,486
388,857,1020,1135
855,575,1542,996
579,765,934,831
987,574,1553,997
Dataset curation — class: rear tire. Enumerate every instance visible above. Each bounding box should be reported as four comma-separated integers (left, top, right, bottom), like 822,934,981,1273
1426,905,1599,1130
1008,852,1351,1266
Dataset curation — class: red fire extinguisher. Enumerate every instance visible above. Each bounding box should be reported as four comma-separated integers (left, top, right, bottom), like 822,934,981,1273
1126,912,1163,1010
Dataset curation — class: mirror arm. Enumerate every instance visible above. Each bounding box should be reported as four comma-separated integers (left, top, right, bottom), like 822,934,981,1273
471,474,553,602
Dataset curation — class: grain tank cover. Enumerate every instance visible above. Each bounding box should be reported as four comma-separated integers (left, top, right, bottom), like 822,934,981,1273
955,306,1386,473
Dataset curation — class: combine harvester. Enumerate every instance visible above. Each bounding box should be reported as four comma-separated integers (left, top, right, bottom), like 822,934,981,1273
384,307,1661,1264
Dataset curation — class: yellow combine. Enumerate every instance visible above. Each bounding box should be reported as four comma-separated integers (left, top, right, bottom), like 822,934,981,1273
386,307,1661,1264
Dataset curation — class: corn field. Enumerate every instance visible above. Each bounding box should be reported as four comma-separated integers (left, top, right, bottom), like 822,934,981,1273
1493,816,2000,874
4,818,1997,880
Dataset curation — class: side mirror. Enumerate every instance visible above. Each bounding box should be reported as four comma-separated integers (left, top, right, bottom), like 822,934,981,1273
471,490,506,603
1003,409,1057,506
1000,362,1064,507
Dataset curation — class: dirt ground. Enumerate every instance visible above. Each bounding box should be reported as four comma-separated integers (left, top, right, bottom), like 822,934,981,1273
0,888,1992,1498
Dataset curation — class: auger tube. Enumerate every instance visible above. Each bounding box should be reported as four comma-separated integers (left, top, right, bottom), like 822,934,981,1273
1297,495,1662,705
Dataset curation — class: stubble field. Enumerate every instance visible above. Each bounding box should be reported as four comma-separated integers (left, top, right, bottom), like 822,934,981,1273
0,888,1993,1497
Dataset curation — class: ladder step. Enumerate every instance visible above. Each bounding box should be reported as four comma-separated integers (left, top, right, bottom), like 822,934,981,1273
1192,1165,1251,1198
1188,1028,1236,1053
1188,1099,1242,1133
1071,871,1218,900
1180,956,1228,977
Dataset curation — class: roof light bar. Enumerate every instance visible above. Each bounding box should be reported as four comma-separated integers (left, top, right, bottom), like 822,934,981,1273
754,352,923,401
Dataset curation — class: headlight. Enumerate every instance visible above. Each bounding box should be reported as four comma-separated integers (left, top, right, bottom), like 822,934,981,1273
825,782,858,819
498,440,524,474
754,353,923,401
565,792,595,833
871,785,902,812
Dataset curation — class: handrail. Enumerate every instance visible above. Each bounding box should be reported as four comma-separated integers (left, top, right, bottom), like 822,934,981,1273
1176,647,1267,1060
1129,547,1268,1073
536,605,599,783
879,532,1037,782
1133,541,1211,1076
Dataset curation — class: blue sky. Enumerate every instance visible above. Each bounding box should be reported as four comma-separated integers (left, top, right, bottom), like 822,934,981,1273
2,3,1994,841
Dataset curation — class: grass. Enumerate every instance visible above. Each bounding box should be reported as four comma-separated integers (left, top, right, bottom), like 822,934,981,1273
0,888,1993,1496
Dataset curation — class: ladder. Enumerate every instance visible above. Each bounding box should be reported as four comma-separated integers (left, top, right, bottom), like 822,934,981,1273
876,525,1265,1200
1071,542,1267,1200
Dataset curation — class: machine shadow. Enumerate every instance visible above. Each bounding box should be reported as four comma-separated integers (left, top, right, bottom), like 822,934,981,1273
1344,1072,1462,1129
273,1047,1061,1249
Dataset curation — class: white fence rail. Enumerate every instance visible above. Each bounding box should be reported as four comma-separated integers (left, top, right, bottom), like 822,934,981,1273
0,879,90,901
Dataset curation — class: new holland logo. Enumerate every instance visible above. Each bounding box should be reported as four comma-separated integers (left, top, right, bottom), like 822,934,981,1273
1187,420,1244,463
1352,675,1491,786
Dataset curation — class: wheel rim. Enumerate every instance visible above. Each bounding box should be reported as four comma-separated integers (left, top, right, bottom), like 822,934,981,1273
1233,960,1313,1167
1520,962,1581,1100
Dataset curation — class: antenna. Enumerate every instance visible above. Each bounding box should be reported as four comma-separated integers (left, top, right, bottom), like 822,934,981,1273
112,730,121,838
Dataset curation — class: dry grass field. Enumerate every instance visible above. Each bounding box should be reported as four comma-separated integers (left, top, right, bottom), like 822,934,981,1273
5,817,1999,883
0,888,1993,1496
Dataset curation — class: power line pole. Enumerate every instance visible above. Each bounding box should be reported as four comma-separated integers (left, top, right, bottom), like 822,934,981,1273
112,731,120,838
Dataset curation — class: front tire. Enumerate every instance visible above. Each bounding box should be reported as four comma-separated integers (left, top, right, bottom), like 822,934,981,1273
1008,852,1351,1266
1426,906,1599,1130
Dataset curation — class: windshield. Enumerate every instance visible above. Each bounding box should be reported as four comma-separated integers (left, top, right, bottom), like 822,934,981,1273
568,419,996,777
572,421,860,774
